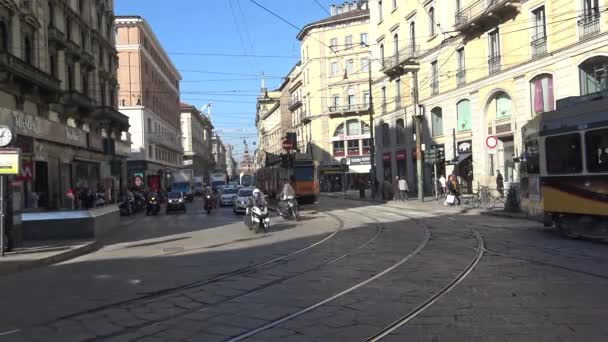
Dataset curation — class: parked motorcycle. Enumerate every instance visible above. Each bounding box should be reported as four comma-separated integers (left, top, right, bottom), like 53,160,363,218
279,196,300,221
146,193,160,216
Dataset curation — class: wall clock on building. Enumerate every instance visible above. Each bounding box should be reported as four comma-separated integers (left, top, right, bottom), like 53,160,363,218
0,126,13,147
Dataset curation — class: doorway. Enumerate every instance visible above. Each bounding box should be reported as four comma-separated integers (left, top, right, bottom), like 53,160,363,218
34,161,49,208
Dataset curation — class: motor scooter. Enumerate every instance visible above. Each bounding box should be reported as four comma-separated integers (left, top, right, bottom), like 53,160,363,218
146,193,160,216
204,194,214,215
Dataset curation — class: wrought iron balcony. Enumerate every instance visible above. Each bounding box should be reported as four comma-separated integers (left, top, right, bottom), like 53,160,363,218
578,13,601,40
0,51,61,92
531,34,547,58
300,110,311,123
288,98,302,111
456,69,466,86
454,0,522,33
430,80,439,95
381,44,420,78
488,55,501,75
327,103,370,115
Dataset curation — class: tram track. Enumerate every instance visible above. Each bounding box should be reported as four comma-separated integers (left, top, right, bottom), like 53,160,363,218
5,206,385,340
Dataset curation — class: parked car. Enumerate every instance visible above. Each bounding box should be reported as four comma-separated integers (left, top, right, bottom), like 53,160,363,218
166,191,187,214
233,188,253,214
219,187,238,207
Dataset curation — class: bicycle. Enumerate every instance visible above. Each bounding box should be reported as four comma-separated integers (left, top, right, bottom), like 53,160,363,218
484,189,505,210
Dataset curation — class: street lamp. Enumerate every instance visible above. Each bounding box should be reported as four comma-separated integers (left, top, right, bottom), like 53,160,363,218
414,103,424,202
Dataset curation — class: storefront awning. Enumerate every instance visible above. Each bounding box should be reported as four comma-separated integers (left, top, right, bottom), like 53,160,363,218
448,153,472,165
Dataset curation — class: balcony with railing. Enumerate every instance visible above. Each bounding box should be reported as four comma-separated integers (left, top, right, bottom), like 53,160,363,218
456,69,466,86
381,44,420,78
288,97,302,111
48,25,68,48
300,110,311,123
0,51,61,92
531,34,547,58
454,0,522,33
488,55,501,75
578,13,601,40
61,90,94,110
327,103,370,116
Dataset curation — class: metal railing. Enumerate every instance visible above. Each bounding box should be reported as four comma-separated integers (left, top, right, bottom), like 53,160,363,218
288,98,302,110
455,0,516,28
488,55,501,75
382,44,419,71
328,103,369,113
456,69,466,86
578,13,601,40
530,34,547,58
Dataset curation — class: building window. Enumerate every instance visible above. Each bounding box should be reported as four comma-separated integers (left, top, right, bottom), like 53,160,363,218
360,32,368,46
393,33,399,62
457,47,466,85
149,145,153,158
457,99,471,132
24,36,32,64
82,73,89,96
395,78,401,108
49,53,57,77
380,44,385,67
488,30,501,74
409,22,416,51
362,121,370,135
67,65,74,90
429,7,436,36
347,140,360,155
330,38,338,52
362,138,371,154
66,17,72,41
531,6,547,57
530,74,554,114
347,119,360,135
346,59,354,75
586,128,608,173
382,122,390,146
546,133,582,174
361,57,370,72
363,91,370,108
579,56,608,95
378,0,383,21
431,107,443,137
430,60,438,95
48,2,55,27
392,0,397,9
333,141,345,156
332,95,340,111
396,118,405,145
81,29,86,49
345,35,353,49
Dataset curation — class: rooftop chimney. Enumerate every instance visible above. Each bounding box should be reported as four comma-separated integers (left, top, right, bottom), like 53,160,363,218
330,4,336,15
348,2,355,11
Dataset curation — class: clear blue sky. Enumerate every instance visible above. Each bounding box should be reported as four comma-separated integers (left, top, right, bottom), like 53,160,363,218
115,0,336,161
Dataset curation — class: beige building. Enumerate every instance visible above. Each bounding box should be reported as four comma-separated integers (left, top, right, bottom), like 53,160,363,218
0,0,130,210
370,0,608,194
115,16,182,191
296,2,373,189
180,102,214,180
254,86,283,169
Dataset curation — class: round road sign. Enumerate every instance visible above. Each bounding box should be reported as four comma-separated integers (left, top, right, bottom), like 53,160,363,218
282,139,292,151
486,136,498,149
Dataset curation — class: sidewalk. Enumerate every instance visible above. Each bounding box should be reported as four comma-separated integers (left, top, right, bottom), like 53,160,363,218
0,239,98,276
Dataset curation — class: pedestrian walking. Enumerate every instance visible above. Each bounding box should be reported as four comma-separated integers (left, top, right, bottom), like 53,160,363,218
447,172,461,205
496,170,504,198
398,177,409,201
439,174,447,195
393,176,400,201
358,176,365,199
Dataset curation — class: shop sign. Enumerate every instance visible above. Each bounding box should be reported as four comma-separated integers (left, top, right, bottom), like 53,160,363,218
0,108,88,148
0,149,20,175
396,150,406,161
320,160,340,166
458,140,472,154
87,133,104,152
331,133,371,142
16,160,33,181
349,155,370,165
382,152,391,162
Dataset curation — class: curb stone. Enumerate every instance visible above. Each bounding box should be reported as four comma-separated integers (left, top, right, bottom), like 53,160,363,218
0,241,100,276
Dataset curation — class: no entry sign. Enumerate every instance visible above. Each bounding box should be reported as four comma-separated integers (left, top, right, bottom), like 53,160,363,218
486,136,498,149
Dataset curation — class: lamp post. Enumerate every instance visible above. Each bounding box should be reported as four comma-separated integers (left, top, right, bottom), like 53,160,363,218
367,57,376,199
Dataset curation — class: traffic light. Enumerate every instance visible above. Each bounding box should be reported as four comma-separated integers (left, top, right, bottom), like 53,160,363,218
437,149,445,162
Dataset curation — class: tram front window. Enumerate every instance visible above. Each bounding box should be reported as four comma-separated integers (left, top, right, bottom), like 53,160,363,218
586,128,608,172
546,133,582,174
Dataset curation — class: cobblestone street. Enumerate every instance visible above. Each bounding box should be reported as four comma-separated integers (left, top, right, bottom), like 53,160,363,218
0,197,606,341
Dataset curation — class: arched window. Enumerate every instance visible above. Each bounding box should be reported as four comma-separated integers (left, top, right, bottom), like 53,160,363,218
393,33,399,61
396,118,405,144
579,56,608,95
333,123,345,137
382,122,390,146
409,22,416,52
346,119,360,135
380,44,385,67
429,7,435,36
456,99,471,132
530,74,554,114
494,92,511,119
48,2,55,26
431,107,443,137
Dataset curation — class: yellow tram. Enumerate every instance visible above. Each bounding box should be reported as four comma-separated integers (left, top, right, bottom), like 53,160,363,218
520,96,608,238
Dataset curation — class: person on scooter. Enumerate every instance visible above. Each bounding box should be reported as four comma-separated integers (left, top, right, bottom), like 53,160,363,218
246,188,268,229
204,186,216,210
278,177,297,216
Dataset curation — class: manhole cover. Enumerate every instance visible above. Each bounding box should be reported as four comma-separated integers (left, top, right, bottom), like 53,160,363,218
162,247,184,253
